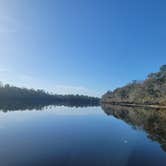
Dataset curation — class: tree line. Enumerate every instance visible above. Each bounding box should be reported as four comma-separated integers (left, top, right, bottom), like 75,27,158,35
0,83,100,106
102,65,166,106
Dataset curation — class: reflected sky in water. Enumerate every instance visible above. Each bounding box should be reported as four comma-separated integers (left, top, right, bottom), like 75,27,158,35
0,106,165,166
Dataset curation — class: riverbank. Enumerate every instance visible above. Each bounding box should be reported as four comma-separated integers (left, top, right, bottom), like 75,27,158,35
101,102,166,109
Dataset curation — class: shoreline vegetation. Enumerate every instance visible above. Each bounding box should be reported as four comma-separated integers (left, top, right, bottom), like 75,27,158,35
102,102,166,109
0,82,100,110
102,65,166,108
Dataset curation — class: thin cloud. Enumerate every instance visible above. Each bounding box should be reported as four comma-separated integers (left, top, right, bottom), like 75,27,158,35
0,68,10,73
0,15,29,33
0,16,18,33
52,85,99,96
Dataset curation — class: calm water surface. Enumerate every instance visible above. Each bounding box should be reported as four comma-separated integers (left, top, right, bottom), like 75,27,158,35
0,105,165,166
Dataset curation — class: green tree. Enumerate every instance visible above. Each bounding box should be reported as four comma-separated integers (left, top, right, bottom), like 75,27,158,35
160,65,166,72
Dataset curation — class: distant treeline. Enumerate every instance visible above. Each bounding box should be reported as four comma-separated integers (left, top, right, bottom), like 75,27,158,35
102,65,166,106
0,83,100,108
0,100,100,112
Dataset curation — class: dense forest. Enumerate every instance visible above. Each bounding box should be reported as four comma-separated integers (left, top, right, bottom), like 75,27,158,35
0,83,100,107
102,65,166,106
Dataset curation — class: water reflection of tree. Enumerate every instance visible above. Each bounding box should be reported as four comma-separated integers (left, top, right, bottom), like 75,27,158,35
0,100,100,112
101,104,166,152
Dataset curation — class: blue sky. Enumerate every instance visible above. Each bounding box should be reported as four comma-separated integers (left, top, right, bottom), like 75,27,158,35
0,0,166,97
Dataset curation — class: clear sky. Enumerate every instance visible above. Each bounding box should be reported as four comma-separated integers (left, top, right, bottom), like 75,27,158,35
0,0,166,97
